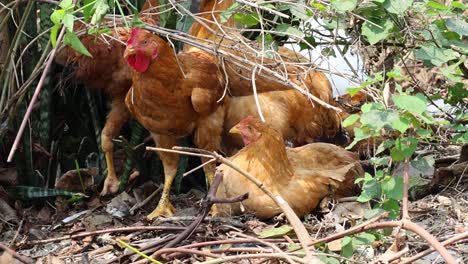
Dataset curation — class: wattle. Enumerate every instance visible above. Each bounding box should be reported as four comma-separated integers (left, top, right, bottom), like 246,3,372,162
127,52,151,73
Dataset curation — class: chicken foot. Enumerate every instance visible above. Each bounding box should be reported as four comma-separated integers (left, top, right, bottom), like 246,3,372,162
147,134,178,220
100,98,131,196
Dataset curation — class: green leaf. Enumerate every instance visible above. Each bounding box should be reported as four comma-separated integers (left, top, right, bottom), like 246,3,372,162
446,83,468,105
342,114,360,127
381,199,400,219
383,0,413,14
131,14,145,28
275,24,304,37
411,156,435,175
63,30,92,57
345,127,373,150
299,36,316,50
220,3,240,23
364,208,386,219
59,0,73,9
258,225,293,238
354,233,376,246
347,87,363,96
310,2,327,11
62,13,74,32
440,59,464,82
382,176,403,200
414,43,458,66
392,94,427,114
361,19,394,45
50,9,65,24
451,2,467,10
234,13,259,27
360,110,398,130
361,102,385,113
426,1,450,10
392,137,418,160
331,0,357,14
289,3,311,20
341,236,354,257
392,116,411,133
445,18,468,36
358,179,382,202
90,0,109,25
83,0,94,22
50,24,60,47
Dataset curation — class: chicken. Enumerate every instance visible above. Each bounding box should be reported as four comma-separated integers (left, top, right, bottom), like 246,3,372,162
213,116,363,219
123,28,226,219
185,0,337,97
185,0,342,146
55,0,160,195
221,73,341,155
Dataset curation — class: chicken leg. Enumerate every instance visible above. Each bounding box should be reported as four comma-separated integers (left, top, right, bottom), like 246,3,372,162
147,134,179,220
100,98,130,196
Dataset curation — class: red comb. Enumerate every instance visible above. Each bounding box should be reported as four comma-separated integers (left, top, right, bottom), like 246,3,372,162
239,115,255,125
127,28,142,45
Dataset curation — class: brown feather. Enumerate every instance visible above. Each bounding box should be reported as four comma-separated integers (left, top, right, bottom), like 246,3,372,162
213,118,363,219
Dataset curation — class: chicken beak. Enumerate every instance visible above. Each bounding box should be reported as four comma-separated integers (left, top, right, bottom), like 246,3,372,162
229,126,241,134
124,47,135,59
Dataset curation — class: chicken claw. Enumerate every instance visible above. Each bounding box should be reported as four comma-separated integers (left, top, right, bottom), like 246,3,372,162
147,198,175,219
100,176,120,196
100,153,120,196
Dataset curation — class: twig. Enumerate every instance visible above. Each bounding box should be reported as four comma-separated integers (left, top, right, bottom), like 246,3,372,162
236,0,290,19
183,158,216,177
288,212,389,253
176,238,298,250
199,253,309,264
130,186,163,214
28,226,190,245
231,231,301,264
154,172,247,251
402,158,410,220
7,25,66,162
146,146,213,159
106,235,175,264
398,230,468,264
152,248,221,259
0,242,34,264
127,172,248,263
251,65,266,122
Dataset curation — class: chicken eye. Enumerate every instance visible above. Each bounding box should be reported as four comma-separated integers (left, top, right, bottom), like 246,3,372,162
143,40,148,45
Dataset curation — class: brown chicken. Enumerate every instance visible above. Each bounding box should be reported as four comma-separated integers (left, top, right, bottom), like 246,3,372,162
213,116,363,219
123,28,226,219
185,0,337,97
221,73,341,155
185,0,342,148
55,0,159,195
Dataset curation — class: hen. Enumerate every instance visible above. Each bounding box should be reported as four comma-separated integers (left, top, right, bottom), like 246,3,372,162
222,73,341,155
213,116,363,219
186,0,336,97
124,28,226,219
55,0,159,195
185,0,342,146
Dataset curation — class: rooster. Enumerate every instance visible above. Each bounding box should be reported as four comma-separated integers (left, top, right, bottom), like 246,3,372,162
213,116,363,219
55,0,159,195
123,28,226,219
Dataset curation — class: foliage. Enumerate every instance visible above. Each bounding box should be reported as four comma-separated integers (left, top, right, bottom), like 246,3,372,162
0,0,466,261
